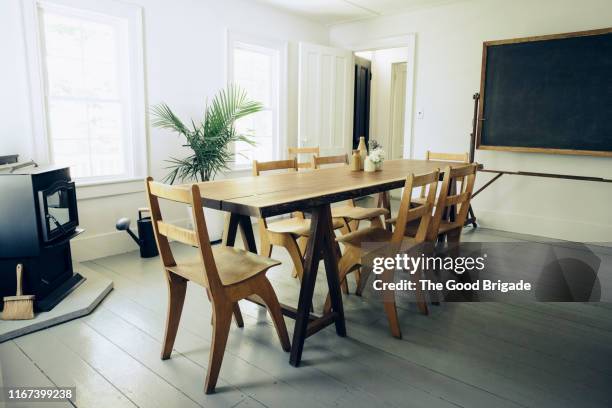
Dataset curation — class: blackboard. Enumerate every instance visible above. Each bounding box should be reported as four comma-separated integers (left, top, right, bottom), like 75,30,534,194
477,28,612,157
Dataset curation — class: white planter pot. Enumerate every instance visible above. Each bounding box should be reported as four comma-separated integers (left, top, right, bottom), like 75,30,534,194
187,206,225,242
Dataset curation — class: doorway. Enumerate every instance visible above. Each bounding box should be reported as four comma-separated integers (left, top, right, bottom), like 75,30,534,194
353,56,371,150
352,46,412,158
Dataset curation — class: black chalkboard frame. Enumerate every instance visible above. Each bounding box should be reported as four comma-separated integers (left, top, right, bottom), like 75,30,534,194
476,27,612,157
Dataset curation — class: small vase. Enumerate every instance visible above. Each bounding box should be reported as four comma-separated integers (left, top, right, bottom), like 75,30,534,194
364,156,376,172
357,136,367,170
375,161,383,171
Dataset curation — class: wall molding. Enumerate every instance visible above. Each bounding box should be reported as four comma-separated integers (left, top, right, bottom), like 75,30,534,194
71,217,190,261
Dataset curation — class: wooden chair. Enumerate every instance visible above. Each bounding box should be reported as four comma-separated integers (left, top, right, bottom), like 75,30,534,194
288,146,320,169
426,164,478,243
146,178,290,394
312,154,389,232
324,169,440,338
390,163,478,241
413,151,469,205
253,158,344,281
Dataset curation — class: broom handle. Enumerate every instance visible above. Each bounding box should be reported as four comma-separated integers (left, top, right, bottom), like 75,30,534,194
16,264,23,296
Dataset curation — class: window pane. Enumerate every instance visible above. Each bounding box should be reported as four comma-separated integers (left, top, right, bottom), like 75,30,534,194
48,100,124,178
235,110,273,139
233,47,272,106
46,55,83,96
47,100,88,140
232,42,278,164
42,13,83,59
41,8,129,180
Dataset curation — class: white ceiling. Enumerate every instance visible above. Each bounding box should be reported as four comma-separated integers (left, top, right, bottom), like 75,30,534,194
254,0,465,26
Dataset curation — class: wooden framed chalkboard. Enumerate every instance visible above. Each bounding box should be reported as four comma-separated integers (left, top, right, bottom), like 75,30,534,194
477,28,612,157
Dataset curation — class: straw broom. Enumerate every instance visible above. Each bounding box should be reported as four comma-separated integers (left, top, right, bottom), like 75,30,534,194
2,264,34,320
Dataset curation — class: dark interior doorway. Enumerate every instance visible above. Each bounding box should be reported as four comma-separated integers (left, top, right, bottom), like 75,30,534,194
353,56,371,150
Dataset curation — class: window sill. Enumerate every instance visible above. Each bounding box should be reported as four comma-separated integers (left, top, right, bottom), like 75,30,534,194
76,177,145,200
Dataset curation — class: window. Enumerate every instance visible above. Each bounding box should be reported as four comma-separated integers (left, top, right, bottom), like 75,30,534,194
229,34,286,167
26,0,146,183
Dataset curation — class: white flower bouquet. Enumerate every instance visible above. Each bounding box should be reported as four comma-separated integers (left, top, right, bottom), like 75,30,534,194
368,148,385,165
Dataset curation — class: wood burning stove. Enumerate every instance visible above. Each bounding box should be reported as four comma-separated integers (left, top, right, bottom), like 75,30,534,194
0,165,84,311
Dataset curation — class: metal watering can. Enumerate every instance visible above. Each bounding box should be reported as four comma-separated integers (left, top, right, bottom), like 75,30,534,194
116,208,159,258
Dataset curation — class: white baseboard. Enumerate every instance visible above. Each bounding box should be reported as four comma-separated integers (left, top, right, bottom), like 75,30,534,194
475,208,612,243
71,218,190,262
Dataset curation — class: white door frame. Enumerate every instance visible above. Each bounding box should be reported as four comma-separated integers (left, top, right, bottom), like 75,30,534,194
343,34,416,159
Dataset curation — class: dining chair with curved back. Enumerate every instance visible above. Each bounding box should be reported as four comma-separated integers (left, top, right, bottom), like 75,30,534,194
426,164,478,243
324,169,440,338
146,178,290,394
253,158,344,282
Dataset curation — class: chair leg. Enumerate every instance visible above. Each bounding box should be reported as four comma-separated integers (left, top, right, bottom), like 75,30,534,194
324,248,359,313
382,269,402,339
205,300,233,394
354,269,362,296
161,272,187,360
355,265,371,296
414,272,429,315
341,276,350,294
259,224,273,258
291,236,307,278
233,303,244,328
256,277,291,351
285,235,304,281
446,228,461,244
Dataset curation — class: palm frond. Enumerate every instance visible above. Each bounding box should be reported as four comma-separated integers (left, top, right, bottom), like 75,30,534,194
151,85,263,182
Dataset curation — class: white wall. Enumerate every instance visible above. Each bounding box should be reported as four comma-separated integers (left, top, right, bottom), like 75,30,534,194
330,0,612,242
0,0,328,260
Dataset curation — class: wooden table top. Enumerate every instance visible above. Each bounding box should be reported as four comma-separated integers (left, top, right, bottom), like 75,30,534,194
185,159,476,218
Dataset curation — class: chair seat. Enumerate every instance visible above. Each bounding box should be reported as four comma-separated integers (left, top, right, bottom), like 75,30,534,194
336,226,418,252
332,205,389,221
167,246,280,287
336,226,393,247
267,217,343,236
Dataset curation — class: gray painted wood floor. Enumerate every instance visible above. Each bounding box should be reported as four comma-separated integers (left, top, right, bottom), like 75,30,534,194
2,227,611,408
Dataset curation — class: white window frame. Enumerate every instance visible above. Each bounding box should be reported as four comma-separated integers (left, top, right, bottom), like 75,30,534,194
227,31,288,170
21,0,147,187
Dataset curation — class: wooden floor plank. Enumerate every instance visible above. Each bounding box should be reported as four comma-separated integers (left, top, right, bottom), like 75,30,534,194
0,341,73,408
82,306,246,407
13,329,137,408
44,320,204,408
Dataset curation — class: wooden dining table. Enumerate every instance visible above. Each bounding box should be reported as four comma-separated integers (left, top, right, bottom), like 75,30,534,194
192,158,473,366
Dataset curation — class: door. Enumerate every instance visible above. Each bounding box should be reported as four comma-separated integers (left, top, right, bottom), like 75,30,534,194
389,62,407,159
298,42,353,156
353,56,371,150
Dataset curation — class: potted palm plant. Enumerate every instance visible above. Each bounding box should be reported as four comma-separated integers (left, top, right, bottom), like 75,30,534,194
150,85,263,240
